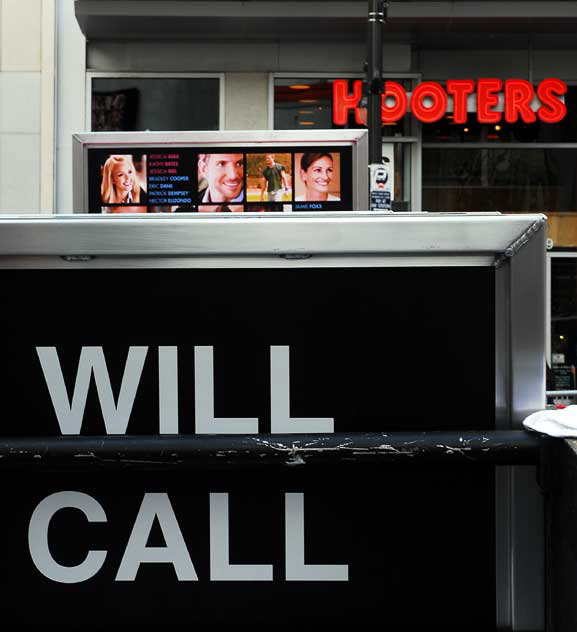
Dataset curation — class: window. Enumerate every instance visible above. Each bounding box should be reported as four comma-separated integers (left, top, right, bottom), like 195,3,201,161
273,76,412,137
273,76,418,209
422,87,577,144
423,148,577,212
91,76,221,132
423,85,577,213
548,254,577,403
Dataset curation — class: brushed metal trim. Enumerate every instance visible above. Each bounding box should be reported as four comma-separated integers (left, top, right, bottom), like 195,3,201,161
72,129,369,214
508,223,547,631
0,213,546,257
0,211,546,629
495,260,512,630
0,254,495,270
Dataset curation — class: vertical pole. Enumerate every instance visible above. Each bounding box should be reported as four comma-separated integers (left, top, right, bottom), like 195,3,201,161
367,0,385,164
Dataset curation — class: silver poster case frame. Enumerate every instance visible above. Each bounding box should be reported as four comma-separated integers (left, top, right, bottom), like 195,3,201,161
0,212,546,631
71,129,369,214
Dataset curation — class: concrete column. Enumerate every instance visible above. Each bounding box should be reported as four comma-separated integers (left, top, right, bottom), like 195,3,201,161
224,73,269,130
55,0,86,213
40,0,56,213
0,0,43,212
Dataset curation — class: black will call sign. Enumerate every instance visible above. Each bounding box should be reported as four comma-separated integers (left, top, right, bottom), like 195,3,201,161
0,267,495,627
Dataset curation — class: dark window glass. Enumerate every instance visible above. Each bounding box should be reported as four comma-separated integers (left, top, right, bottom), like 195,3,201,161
274,79,334,130
92,78,219,132
422,86,577,143
274,78,410,137
550,258,577,393
390,143,411,211
423,148,577,212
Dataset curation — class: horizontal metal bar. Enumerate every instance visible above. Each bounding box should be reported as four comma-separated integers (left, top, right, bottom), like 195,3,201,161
547,390,577,396
0,254,495,270
0,431,542,470
0,213,546,258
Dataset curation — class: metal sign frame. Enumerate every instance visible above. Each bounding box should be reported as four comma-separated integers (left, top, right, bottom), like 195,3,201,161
72,129,369,214
0,212,546,630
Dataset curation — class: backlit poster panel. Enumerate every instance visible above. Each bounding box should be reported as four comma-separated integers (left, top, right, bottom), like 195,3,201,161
87,146,353,213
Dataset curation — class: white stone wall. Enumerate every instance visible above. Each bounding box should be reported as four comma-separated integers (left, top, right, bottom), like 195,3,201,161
0,0,55,213
55,0,85,213
225,74,269,130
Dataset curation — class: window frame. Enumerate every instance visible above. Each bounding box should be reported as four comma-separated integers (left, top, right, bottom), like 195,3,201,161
422,81,577,213
545,249,577,403
270,72,423,210
86,72,226,132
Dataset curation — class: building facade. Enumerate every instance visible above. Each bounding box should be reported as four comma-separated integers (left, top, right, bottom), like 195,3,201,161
2,0,577,387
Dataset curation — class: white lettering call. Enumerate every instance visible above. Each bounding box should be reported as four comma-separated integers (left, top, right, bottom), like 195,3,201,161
285,493,348,581
36,346,334,435
209,493,273,581
116,493,197,581
28,492,349,583
28,491,107,583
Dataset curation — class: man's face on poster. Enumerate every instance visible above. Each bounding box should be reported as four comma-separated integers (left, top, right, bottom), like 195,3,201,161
200,154,244,202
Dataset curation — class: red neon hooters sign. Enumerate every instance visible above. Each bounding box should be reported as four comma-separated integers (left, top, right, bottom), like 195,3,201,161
332,78,567,125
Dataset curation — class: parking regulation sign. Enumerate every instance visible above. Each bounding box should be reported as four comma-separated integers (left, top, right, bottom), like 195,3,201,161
369,162,392,211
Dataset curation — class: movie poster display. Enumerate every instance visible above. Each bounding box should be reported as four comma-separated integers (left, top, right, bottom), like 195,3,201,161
87,146,353,214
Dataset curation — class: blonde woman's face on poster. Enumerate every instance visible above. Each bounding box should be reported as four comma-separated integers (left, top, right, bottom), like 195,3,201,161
112,162,135,193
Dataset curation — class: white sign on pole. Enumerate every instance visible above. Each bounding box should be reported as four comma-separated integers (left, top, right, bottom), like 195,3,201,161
369,143,395,211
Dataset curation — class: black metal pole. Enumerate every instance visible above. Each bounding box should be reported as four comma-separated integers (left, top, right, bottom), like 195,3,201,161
0,431,543,469
367,0,386,164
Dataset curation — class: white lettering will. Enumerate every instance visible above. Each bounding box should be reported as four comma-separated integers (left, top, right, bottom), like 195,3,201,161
36,346,333,435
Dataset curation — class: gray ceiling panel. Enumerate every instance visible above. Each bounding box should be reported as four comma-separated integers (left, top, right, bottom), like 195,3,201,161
75,1,577,43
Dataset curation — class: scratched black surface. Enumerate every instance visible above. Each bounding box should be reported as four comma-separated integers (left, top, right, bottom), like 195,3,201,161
0,267,495,626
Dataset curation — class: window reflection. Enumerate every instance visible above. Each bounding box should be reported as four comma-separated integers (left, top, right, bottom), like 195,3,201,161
422,86,577,143
273,78,409,137
92,78,220,132
549,258,577,396
423,148,577,212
